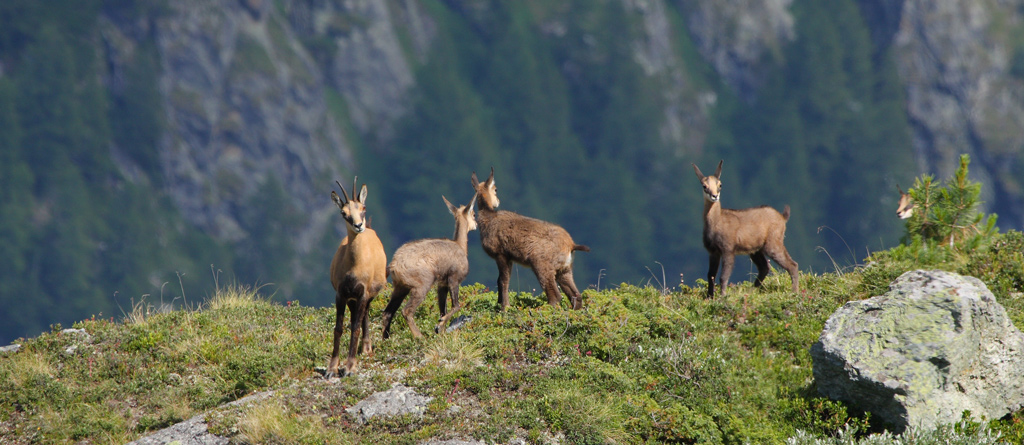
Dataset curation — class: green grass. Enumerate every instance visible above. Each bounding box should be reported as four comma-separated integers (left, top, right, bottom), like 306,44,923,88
2,234,1023,444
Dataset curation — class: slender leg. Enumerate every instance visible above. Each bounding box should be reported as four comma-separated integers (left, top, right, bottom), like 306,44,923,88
437,278,463,333
706,254,720,298
766,244,800,294
556,270,583,310
720,254,736,295
750,252,770,288
342,298,362,376
495,255,512,311
381,286,410,339
437,285,449,318
360,295,374,356
533,266,562,307
402,286,429,339
325,293,346,379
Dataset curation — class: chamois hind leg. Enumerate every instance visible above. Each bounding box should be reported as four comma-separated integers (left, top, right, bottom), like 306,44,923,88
706,254,721,298
719,254,736,295
381,285,410,340
533,265,563,307
556,269,583,310
325,293,347,379
402,286,430,339
765,243,799,294
360,295,374,356
437,277,463,334
750,251,770,288
495,255,512,311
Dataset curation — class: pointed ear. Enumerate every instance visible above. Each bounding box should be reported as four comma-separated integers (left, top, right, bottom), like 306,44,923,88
692,163,704,180
715,160,723,178
331,191,344,209
471,171,480,188
358,184,368,203
897,183,905,195
443,195,457,215
468,191,478,214
486,167,494,185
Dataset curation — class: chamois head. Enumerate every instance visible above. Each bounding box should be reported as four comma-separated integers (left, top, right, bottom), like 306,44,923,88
692,160,724,203
443,192,478,233
896,184,915,220
331,177,368,234
470,168,500,210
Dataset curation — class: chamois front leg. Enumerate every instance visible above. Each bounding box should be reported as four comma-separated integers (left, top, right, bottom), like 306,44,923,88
381,285,409,340
325,294,347,379
436,279,463,334
495,255,512,311
706,254,720,298
719,254,736,295
360,296,374,356
342,298,363,376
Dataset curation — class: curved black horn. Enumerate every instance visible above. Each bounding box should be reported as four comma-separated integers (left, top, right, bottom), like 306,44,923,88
352,176,359,202
335,180,349,203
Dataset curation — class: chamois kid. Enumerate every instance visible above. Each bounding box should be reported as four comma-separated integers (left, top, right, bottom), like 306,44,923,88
471,168,589,310
896,184,915,219
326,178,387,378
693,160,799,298
381,193,478,339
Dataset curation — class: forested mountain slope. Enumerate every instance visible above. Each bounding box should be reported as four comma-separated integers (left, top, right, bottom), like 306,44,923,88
0,0,1021,344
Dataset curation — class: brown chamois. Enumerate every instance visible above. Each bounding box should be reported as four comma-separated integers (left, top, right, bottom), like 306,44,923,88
381,193,478,339
693,160,799,298
470,168,589,310
325,178,387,378
896,184,915,219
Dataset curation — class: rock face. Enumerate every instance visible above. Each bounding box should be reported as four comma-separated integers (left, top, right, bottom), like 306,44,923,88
346,383,432,424
811,269,1024,432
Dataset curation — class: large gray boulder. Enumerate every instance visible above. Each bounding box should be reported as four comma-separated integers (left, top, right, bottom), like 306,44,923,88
811,269,1024,432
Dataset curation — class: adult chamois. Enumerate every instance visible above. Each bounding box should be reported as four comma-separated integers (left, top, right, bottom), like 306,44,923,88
693,160,799,298
471,168,589,310
381,193,478,339
325,178,387,378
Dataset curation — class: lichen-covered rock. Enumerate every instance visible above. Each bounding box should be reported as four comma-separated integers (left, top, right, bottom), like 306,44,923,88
346,383,432,424
811,269,1024,432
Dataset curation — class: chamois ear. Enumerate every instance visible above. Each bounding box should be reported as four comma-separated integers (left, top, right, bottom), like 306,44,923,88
714,160,723,178
897,183,905,194
471,171,480,188
331,191,344,209
443,195,457,215
486,167,494,186
692,163,704,180
468,191,478,214
357,184,368,203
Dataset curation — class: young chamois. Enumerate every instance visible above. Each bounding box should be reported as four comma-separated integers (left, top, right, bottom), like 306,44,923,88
381,193,478,339
896,184,915,219
325,178,387,378
470,168,590,311
693,160,799,298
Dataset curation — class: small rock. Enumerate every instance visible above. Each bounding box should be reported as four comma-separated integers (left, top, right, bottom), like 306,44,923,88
346,383,432,424
0,344,20,354
446,315,473,333
61,328,92,342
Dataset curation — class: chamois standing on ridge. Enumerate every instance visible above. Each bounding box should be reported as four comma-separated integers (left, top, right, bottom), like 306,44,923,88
693,160,799,298
471,168,589,310
325,178,387,378
381,193,478,339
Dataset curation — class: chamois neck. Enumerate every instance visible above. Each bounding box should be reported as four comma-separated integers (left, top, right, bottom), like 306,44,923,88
452,223,470,252
703,199,720,219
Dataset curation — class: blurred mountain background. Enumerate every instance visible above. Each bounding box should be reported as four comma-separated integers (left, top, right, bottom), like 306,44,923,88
1,0,1022,344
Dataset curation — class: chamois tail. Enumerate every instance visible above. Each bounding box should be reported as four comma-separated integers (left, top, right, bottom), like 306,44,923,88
782,205,791,221
573,244,591,252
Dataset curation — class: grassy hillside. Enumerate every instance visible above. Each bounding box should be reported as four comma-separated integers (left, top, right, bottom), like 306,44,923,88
1,232,1022,444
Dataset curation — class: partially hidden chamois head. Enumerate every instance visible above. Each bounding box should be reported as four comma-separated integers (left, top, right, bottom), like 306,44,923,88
470,168,499,210
692,160,724,203
896,184,915,220
331,177,368,233
443,192,478,234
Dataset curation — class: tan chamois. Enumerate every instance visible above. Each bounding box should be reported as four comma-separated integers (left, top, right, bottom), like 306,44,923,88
470,168,589,310
693,160,799,298
325,178,387,378
381,193,478,339
896,184,915,219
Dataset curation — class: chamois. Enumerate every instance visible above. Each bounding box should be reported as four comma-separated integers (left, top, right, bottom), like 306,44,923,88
693,160,799,298
381,193,478,339
896,184,915,219
325,178,387,378
470,168,589,311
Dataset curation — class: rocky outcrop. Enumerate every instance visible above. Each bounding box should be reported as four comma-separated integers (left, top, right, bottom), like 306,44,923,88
346,383,432,424
811,270,1024,432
